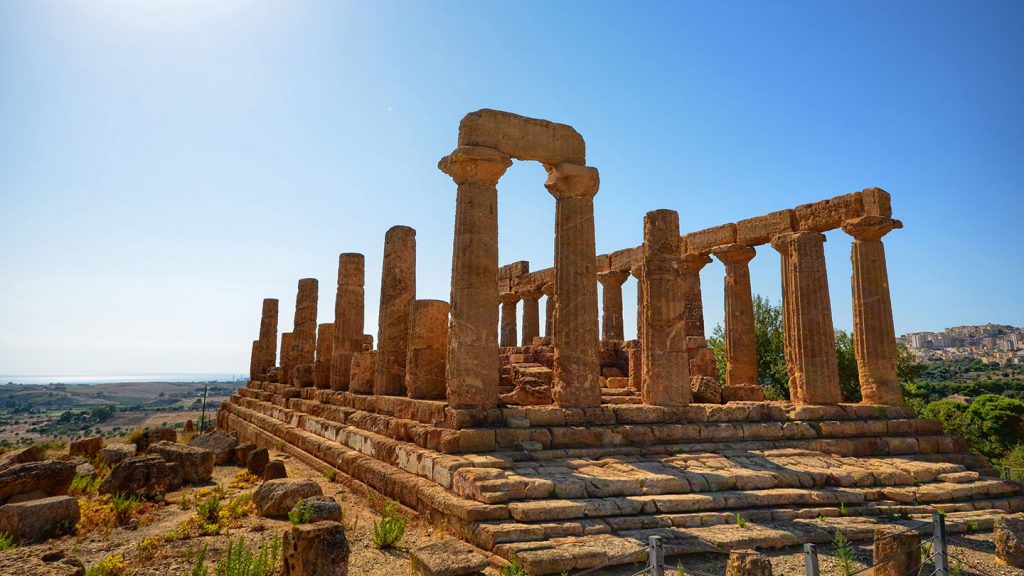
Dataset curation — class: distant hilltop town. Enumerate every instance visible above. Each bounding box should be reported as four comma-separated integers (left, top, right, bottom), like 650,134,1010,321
898,323,1024,364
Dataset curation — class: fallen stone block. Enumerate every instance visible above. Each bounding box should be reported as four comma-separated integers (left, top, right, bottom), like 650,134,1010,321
68,436,103,458
264,459,288,480
283,520,350,576
98,443,136,465
997,514,1024,568
148,441,214,484
100,455,182,498
134,428,177,452
0,495,80,543
290,496,341,523
254,478,323,517
189,430,238,465
412,538,490,576
0,460,76,505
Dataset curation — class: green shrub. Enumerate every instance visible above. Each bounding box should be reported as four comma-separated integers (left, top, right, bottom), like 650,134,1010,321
372,499,407,549
215,536,281,576
195,494,221,525
288,500,314,525
111,494,139,525
736,513,746,528
69,474,102,496
323,468,337,482
0,531,15,552
500,558,528,576
833,531,855,576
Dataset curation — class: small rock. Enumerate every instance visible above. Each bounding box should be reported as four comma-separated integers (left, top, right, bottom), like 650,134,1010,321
68,436,103,458
188,430,238,465
411,538,490,576
997,514,1024,568
98,443,137,466
290,496,341,523
691,375,723,404
0,460,76,505
147,441,214,484
0,495,80,543
248,448,270,476
254,479,322,517
134,428,177,452
0,545,85,575
263,459,287,480
283,521,350,576
99,455,181,498
235,442,256,465
726,550,773,576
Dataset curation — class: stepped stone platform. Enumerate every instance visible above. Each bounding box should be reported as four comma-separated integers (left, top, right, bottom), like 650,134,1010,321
219,382,1021,574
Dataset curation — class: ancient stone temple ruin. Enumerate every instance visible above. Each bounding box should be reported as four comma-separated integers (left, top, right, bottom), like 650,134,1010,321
221,109,1020,574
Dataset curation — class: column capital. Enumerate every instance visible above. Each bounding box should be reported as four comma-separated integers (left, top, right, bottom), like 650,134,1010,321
630,264,644,281
540,282,555,297
545,163,599,200
842,216,903,241
711,243,756,266
498,291,521,305
438,146,512,185
515,286,544,301
680,252,712,274
597,270,630,287
770,230,826,253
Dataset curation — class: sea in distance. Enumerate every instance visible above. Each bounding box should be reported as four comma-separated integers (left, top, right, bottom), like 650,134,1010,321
0,373,245,385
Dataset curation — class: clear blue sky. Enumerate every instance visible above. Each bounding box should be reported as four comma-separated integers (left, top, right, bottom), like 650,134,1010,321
1,0,1021,376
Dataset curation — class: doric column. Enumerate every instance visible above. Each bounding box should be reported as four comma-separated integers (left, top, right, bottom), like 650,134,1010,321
641,209,690,406
842,216,904,406
438,146,511,409
292,278,318,387
516,287,543,346
249,340,260,381
629,265,644,392
597,270,629,342
680,253,711,339
314,323,334,388
278,332,294,384
257,298,278,378
329,253,365,391
546,163,602,407
405,300,450,400
373,225,416,396
711,244,760,390
771,232,841,405
498,292,520,348
541,283,555,340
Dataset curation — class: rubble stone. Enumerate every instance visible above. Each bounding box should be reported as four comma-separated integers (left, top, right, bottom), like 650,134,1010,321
68,436,103,458
411,538,490,576
0,495,79,543
282,520,350,576
374,225,416,396
188,430,237,465
254,478,323,517
0,460,75,505
147,441,214,484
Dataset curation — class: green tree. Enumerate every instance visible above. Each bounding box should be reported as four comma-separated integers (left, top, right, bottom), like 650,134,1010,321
834,330,860,402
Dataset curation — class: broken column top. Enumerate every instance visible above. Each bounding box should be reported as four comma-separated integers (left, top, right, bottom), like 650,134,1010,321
457,109,586,165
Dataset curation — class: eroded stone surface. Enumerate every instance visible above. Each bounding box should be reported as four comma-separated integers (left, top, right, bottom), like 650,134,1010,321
374,225,416,397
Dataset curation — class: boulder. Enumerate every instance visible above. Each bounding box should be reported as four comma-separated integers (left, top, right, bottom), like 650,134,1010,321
134,428,177,452
691,376,723,404
290,496,341,523
726,550,773,576
0,460,76,505
98,443,136,465
188,431,238,465
247,448,270,476
997,515,1024,568
411,538,490,576
254,479,322,517
147,441,214,484
99,455,181,498
0,446,41,472
235,442,256,465
0,546,85,576
0,495,80,543
263,459,287,480
283,521,350,576
68,436,103,458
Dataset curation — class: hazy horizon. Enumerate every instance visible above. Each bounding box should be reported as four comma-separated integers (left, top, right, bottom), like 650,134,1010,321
2,1,1022,375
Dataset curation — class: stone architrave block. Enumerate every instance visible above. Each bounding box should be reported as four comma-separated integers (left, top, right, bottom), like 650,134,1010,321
736,209,796,245
684,223,737,254
608,247,641,273
862,187,893,217
458,109,586,165
499,261,530,280
795,192,865,232
594,253,611,274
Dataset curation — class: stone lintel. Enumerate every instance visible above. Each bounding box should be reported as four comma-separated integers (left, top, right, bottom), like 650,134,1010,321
736,209,796,246
684,223,738,254
457,109,586,165
794,191,865,232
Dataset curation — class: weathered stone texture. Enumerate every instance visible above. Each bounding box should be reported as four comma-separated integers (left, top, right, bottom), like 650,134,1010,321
314,323,334,388
69,436,102,458
279,332,295,385
282,521,350,576
516,287,543,346
411,538,490,576
735,209,796,246
872,529,921,576
795,191,864,232
499,292,520,348
996,515,1024,568
147,441,214,485
597,270,628,342
712,244,759,389
293,278,319,375
685,223,737,254
257,298,279,377
680,252,711,340
374,225,417,397
458,108,585,165
0,495,79,543
349,351,377,394
330,253,365,391
406,300,450,400
726,551,773,576
641,209,690,406
0,460,75,505
188,430,237,465
254,478,323,517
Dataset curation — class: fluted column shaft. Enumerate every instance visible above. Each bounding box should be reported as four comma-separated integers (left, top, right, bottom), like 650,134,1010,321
329,253,365,391
314,323,334,388
597,270,629,342
291,278,319,387
499,292,520,347
541,283,555,340
279,332,295,384
257,298,278,378
641,209,690,406
517,287,543,346
373,226,416,396
712,244,758,386
439,146,511,409
843,216,904,406
771,232,841,405
629,266,644,392
546,163,602,408
680,253,711,339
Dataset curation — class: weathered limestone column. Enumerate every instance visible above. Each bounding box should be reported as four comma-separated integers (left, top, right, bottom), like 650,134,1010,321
546,163,602,408
597,270,629,342
843,216,904,405
314,323,334,389
712,244,759,387
771,232,841,405
249,340,260,381
439,146,511,409
680,253,711,339
629,265,644,392
293,278,319,368
257,298,279,378
279,332,295,384
516,287,543,346
541,283,555,340
641,210,690,406
373,226,416,397
405,300,450,400
329,253,365,391
498,292,520,348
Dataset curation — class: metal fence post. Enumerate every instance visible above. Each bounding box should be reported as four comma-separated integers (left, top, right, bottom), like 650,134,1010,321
648,535,664,576
932,512,949,576
804,543,820,576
